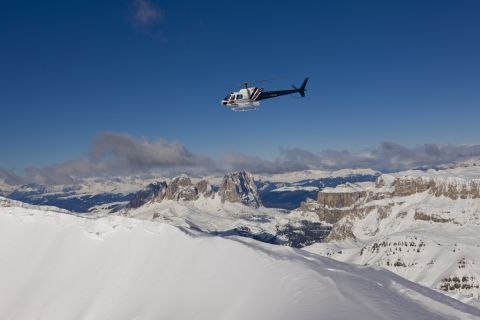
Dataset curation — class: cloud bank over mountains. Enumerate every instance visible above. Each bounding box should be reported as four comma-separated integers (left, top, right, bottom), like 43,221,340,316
15,132,214,185
2,131,480,185
222,142,480,174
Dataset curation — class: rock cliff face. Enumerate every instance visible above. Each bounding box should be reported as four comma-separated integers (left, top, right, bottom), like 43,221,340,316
126,176,214,208
195,179,214,197
315,186,368,224
300,183,371,227
317,189,367,208
127,182,167,209
218,171,262,208
376,174,480,199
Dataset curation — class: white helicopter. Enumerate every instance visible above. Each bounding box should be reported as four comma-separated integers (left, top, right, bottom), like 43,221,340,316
221,77,309,111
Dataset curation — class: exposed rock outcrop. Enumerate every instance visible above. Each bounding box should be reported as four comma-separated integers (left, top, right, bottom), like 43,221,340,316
413,210,455,224
127,182,167,209
126,176,213,208
164,175,198,201
316,187,368,224
195,179,214,198
300,183,370,227
218,171,262,208
317,189,367,208
376,174,480,199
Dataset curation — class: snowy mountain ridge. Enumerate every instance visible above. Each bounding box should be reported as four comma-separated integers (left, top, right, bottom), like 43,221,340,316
126,171,259,209
0,196,70,214
0,201,479,320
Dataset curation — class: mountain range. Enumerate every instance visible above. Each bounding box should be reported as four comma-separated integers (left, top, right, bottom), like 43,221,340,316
1,164,480,309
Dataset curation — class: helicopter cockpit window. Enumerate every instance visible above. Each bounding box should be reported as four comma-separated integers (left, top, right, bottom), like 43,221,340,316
229,94,235,101
223,94,230,100
236,94,243,99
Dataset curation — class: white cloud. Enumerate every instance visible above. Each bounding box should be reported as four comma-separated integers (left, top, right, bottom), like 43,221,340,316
10,132,215,185
132,0,162,27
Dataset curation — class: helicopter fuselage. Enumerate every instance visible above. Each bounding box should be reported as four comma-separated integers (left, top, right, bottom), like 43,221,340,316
221,87,262,111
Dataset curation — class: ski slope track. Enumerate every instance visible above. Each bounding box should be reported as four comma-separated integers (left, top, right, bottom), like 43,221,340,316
0,198,479,320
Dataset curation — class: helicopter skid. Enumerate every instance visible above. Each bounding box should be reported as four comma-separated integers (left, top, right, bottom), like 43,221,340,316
232,105,259,112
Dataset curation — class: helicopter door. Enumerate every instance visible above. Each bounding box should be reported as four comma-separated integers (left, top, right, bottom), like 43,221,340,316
229,94,235,103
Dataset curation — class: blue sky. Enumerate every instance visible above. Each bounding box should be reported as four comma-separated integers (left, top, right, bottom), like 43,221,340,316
1,0,480,175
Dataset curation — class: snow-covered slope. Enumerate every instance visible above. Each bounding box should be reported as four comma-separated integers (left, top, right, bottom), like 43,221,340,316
303,166,480,305
4,175,161,212
124,194,330,248
256,168,379,183
0,200,479,320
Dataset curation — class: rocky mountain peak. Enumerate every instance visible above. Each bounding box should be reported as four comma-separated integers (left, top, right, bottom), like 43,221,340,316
125,171,262,209
218,171,262,208
164,175,198,201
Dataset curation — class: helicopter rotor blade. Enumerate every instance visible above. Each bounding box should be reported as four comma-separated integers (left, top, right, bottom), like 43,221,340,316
250,76,286,85
232,76,286,99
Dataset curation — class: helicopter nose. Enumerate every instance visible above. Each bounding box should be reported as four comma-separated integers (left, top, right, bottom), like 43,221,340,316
221,101,227,106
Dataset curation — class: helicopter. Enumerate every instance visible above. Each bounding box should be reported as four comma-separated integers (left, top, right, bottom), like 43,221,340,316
221,77,309,111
